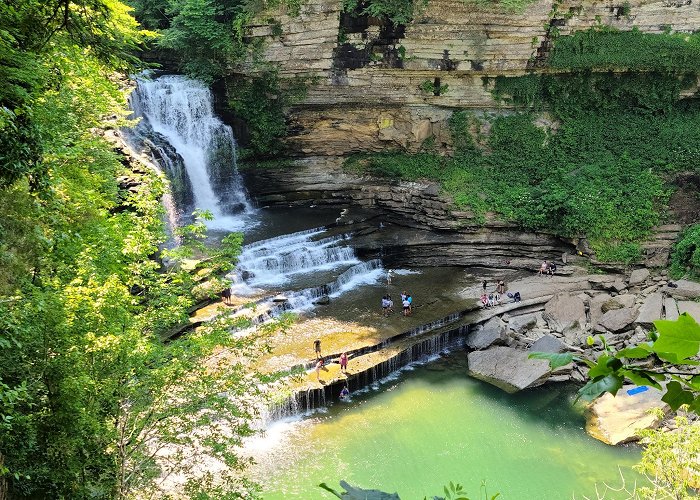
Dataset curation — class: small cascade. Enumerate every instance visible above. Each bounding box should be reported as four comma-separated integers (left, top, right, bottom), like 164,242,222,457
126,74,252,230
231,227,365,291
285,259,383,310
263,326,468,422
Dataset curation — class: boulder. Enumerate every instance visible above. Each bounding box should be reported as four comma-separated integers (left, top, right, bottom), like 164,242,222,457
612,279,627,293
596,307,639,332
313,295,331,305
585,385,670,445
333,481,400,500
588,293,612,326
465,317,508,350
677,301,700,322
507,312,542,334
543,292,587,334
467,346,551,393
636,293,663,326
628,268,650,286
529,334,566,353
668,279,700,300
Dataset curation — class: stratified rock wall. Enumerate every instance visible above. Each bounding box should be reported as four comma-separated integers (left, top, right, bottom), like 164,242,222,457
243,0,700,155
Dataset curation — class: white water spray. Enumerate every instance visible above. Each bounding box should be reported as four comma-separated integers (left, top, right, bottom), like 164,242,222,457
129,74,252,230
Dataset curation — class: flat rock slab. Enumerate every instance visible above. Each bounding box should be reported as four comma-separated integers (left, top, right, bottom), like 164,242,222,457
628,268,650,286
678,301,700,321
665,297,680,321
589,293,612,326
586,385,669,445
596,307,639,332
467,346,551,393
636,293,663,326
543,292,586,333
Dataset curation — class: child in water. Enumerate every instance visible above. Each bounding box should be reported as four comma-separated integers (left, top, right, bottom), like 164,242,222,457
340,385,350,400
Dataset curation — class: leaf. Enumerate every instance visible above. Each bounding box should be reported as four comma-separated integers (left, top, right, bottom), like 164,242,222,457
318,483,344,499
528,351,574,369
577,374,624,402
661,381,695,410
620,369,662,390
616,343,654,359
587,354,615,378
652,314,700,361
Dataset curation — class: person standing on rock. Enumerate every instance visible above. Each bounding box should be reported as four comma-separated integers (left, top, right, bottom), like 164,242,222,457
402,296,411,316
497,280,505,294
482,280,487,293
340,352,348,373
314,338,322,360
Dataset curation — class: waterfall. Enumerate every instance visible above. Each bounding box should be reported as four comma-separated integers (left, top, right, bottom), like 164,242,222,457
231,227,367,291
127,74,252,231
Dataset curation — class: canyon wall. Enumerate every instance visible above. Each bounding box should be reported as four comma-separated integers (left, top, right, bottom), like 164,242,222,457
244,0,700,155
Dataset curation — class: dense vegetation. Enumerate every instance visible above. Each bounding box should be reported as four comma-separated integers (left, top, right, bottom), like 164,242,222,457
0,1,275,498
348,29,700,263
128,0,306,156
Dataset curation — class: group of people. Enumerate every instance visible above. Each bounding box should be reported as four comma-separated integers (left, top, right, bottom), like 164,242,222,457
539,260,557,276
480,279,521,308
381,291,413,316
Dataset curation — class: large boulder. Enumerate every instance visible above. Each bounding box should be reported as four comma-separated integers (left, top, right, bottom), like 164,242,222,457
530,334,566,353
467,346,551,393
585,385,669,445
668,279,700,299
628,268,650,286
595,307,639,332
507,312,542,334
636,292,663,326
543,292,586,334
466,317,508,349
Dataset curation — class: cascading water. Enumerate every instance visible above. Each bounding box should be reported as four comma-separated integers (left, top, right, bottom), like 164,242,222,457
126,74,252,230
230,227,375,292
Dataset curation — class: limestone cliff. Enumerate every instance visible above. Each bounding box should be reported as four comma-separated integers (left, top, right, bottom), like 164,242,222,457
243,0,700,154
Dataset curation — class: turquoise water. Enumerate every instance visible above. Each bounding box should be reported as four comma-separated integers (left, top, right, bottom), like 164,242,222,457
248,355,643,499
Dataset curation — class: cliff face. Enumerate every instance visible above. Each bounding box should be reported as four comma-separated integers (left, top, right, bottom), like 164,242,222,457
244,0,700,155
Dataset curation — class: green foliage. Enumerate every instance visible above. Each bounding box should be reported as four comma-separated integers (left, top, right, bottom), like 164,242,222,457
670,223,700,279
635,415,700,499
419,79,449,95
549,27,700,73
341,0,421,26
462,0,537,13
531,315,700,412
228,71,313,158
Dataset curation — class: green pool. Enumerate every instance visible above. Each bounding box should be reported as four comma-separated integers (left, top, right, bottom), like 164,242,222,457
247,355,643,499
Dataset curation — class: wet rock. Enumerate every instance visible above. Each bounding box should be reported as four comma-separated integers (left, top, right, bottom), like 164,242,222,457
543,292,586,334
628,268,650,286
272,295,289,302
529,334,566,353
585,385,669,445
313,295,331,305
466,317,507,350
467,346,551,393
636,292,663,326
595,307,639,333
